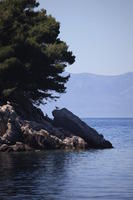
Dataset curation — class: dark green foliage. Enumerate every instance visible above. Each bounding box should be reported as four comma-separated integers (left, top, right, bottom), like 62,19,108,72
0,0,75,106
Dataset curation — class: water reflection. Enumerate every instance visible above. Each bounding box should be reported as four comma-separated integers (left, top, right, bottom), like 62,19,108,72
0,151,79,200
0,118,133,200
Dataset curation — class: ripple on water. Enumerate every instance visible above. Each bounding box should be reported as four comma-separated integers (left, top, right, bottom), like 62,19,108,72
0,118,133,200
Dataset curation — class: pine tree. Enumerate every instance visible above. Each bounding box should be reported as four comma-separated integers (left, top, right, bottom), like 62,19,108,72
0,0,75,107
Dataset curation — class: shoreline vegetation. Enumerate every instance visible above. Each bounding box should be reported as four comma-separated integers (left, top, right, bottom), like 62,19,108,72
0,1,113,152
0,102,113,152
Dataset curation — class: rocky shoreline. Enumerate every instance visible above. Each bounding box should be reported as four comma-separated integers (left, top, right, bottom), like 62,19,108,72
0,102,113,152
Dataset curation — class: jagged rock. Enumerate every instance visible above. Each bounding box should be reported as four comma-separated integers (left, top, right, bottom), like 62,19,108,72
0,104,18,137
12,142,33,152
0,103,113,152
63,136,87,149
0,114,7,137
0,144,9,151
0,144,13,152
53,108,113,149
2,119,23,144
0,142,32,152
23,129,65,150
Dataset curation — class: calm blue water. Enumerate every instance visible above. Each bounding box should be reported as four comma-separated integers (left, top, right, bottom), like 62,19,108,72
0,118,133,200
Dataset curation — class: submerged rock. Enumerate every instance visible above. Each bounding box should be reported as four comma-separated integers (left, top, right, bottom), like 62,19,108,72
0,103,113,152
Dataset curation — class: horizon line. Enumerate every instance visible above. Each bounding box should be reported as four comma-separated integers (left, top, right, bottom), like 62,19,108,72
65,71,133,77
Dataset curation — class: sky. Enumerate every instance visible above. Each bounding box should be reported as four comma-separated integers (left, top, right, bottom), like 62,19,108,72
39,0,133,75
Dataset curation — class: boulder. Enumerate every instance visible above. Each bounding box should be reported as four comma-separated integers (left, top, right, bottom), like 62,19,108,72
53,108,113,149
12,142,33,152
63,136,87,149
23,127,64,150
0,103,113,152
2,119,23,144
0,144,13,152
0,103,18,137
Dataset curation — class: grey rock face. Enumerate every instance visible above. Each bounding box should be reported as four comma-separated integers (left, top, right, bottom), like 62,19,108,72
0,103,113,152
53,108,113,149
63,136,87,149
0,104,23,145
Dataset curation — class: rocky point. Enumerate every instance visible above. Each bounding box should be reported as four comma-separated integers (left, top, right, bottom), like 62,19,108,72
0,102,113,152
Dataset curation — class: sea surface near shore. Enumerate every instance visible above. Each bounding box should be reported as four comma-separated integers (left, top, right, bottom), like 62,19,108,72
0,118,133,200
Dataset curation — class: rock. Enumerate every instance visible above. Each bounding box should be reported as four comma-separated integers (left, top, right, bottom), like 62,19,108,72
12,142,33,152
63,136,87,149
0,104,18,138
0,144,9,151
2,119,23,144
0,114,7,137
23,129,64,150
0,144,13,152
53,108,113,149
0,103,113,152
0,104,18,121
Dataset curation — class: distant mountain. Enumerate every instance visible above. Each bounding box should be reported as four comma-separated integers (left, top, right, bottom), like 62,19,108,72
41,72,133,118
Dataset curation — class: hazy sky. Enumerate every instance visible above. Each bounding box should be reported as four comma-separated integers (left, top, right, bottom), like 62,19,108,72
39,0,133,75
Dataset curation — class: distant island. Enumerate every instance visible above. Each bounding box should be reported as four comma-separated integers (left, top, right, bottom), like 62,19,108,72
43,72,133,118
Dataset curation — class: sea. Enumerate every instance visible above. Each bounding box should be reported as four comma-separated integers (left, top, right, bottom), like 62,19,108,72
0,118,133,200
